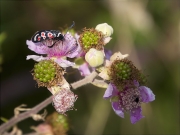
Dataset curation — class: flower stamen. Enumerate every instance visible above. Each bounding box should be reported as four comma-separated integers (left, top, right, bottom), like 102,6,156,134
118,88,142,112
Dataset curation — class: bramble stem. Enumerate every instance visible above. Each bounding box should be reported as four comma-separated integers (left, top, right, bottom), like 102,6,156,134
0,71,98,134
71,71,98,89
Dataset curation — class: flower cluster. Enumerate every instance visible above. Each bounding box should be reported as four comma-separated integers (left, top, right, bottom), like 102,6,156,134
26,22,155,124
75,23,113,75
27,30,80,114
99,52,155,124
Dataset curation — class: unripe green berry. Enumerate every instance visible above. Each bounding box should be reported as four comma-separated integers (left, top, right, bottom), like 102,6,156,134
114,61,132,80
34,60,56,83
79,28,104,52
35,73,40,78
110,59,144,89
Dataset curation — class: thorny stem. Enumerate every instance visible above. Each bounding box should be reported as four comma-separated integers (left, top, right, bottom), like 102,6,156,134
0,71,98,134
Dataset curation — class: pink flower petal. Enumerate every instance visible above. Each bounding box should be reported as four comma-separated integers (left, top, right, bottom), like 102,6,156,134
54,58,75,68
103,83,118,99
112,102,124,118
130,107,144,124
139,86,155,103
26,40,48,54
78,63,91,76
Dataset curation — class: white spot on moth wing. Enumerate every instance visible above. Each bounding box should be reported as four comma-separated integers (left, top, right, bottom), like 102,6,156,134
53,33,56,37
57,32,62,37
34,34,39,41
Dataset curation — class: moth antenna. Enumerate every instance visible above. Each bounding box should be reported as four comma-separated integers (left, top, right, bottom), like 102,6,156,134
69,21,75,30
64,21,75,36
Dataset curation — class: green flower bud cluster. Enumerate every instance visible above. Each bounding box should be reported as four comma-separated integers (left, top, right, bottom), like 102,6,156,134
115,61,132,80
46,112,69,134
81,31,99,50
34,60,56,83
56,114,69,131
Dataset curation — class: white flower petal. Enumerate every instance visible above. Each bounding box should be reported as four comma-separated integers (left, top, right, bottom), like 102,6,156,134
95,23,113,37
98,67,110,80
104,37,112,44
26,55,47,62
110,52,129,62
104,60,112,67
55,58,75,68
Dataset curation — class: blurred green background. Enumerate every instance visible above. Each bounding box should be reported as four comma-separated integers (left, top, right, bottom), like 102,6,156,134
1,0,179,134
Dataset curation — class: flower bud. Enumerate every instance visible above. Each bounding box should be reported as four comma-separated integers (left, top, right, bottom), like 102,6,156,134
95,23,113,37
32,124,53,135
85,48,104,67
46,112,69,133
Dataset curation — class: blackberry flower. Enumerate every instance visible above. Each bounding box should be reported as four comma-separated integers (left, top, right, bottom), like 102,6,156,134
52,87,78,115
47,77,77,115
78,28,104,52
32,60,64,88
99,51,147,88
103,80,155,124
77,23,112,53
26,32,81,67
99,52,155,123
75,23,113,70
99,52,129,81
